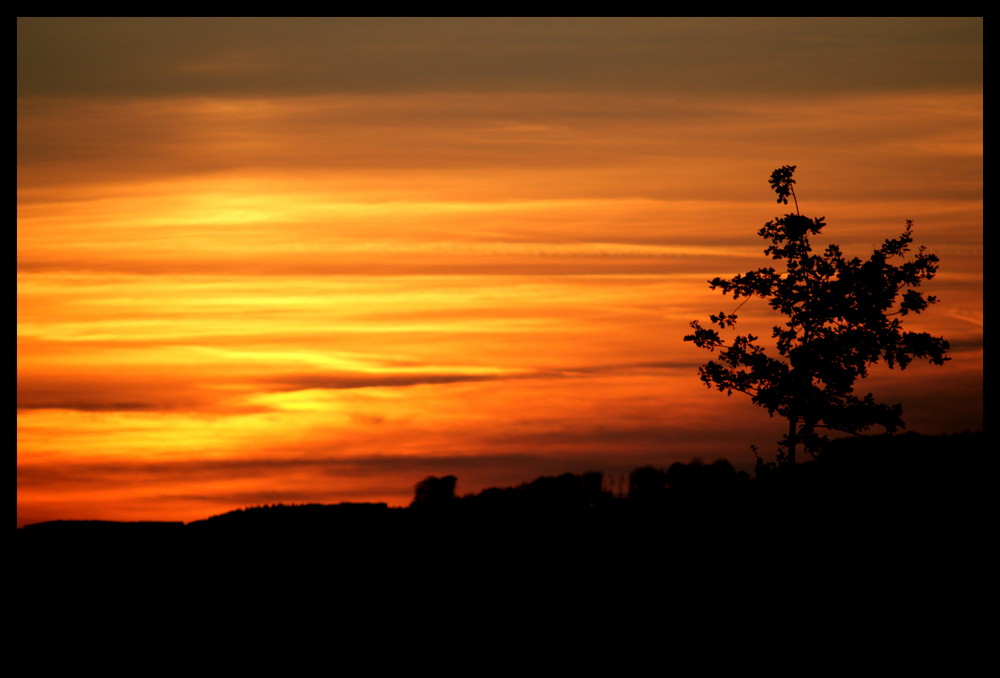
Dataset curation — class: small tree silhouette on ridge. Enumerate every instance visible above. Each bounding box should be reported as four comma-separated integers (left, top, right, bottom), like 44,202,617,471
684,166,949,466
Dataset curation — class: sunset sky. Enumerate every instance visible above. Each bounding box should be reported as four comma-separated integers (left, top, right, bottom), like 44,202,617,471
17,17,982,526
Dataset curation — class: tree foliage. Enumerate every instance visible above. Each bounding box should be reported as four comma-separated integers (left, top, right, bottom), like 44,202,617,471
684,166,949,464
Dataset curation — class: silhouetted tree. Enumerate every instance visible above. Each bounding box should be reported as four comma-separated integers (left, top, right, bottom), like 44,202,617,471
628,466,668,504
520,473,590,512
581,471,609,508
685,166,949,465
411,475,457,508
665,459,741,493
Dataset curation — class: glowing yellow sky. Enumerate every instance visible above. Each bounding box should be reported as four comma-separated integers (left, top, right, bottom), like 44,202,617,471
17,18,982,525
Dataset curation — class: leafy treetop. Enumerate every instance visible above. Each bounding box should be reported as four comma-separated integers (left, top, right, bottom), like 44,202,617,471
684,166,949,465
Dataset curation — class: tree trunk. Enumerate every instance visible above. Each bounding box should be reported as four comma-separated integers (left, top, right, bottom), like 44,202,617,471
786,415,797,466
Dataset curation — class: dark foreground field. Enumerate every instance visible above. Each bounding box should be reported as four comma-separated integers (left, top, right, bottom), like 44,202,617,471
16,430,992,643
17,431,987,666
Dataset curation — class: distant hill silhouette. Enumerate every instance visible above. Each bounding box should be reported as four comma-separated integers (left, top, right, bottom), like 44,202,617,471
20,519,186,531
18,432,984,554
17,431,985,634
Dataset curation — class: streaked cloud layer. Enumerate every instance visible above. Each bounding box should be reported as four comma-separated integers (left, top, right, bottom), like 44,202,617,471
17,18,982,525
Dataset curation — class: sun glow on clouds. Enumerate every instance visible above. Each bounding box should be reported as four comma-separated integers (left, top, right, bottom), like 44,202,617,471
17,18,981,525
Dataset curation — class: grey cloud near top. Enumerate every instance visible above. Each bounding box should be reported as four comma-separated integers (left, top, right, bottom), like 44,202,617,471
18,17,982,99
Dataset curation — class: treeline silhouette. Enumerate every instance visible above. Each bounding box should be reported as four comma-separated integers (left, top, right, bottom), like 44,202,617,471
19,431,984,547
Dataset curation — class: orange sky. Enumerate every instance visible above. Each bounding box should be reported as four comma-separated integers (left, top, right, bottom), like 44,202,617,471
17,18,982,526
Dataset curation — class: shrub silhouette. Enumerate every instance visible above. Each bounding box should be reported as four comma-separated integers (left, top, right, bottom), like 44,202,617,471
410,475,457,508
628,466,669,505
